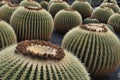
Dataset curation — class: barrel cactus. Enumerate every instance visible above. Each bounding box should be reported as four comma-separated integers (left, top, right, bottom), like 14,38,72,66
48,1,69,18
83,18,99,24
40,1,48,10
19,0,41,7
108,13,120,32
10,6,53,42
100,2,120,13
0,40,90,80
0,20,17,50
0,2,18,23
71,0,93,19
54,8,82,34
62,23,120,77
91,6,114,23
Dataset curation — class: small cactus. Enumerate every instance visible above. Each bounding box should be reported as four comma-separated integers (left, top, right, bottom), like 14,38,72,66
62,23,120,77
0,40,90,80
83,18,99,24
91,6,114,23
108,13,120,32
10,6,53,42
71,0,93,19
100,2,120,13
0,20,17,50
48,1,69,18
0,2,18,23
40,1,48,10
19,0,41,7
54,8,82,34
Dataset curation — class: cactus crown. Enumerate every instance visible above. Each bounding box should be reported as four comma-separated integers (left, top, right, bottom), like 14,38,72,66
64,7,76,11
24,6,42,10
80,23,108,32
8,2,18,7
100,6,111,10
15,40,65,60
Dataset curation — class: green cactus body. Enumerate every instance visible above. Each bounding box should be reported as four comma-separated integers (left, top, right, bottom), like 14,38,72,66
19,0,41,7
10,6,53,42
0,40,90,80
54,8,82,34
62,23,120,77
0,20,17,50
91,6,114,23
100,2,120,13
83,18,99,24
0,3,18,23
108,13,120,32
40,1,48,10
48,1,69,18
71,0,92,19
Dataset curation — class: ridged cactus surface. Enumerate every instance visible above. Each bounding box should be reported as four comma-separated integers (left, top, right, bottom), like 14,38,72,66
71,0,92,19
62,23,120,77
108,13,120,32
48,1,69,18
100,2,120,13
54,8,82,34
10,6,53,42
0,40,90,80
0,3,18,23
0,20,17,50
91,7,114,23
19,0,41,7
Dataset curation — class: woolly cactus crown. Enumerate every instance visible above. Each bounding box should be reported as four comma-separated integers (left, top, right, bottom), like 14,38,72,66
0,2,18,23
10,6,53,42
54,7,82,34
19,0,41,7
48,0,69,18
108,13,120,32
62,23,120,77
91,6,114,23
71,0,93,19
0,20,17,50
0,40,90,80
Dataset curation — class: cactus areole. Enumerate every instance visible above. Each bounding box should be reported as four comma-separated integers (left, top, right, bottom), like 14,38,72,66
24,6,42,10
8,2,18,7
15,40,65,60
80,23,108,32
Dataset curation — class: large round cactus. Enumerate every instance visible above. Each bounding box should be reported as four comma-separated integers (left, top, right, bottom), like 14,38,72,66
48,1,69,18
91,6,114,23
0,2,18,23
54,8,82,34
100,2,120,13
0,20,17,50
0,40,90,80
62,23,120,77
108,13,120,32
71,0,93,19
10,6,53,42
19,0,41,7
